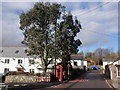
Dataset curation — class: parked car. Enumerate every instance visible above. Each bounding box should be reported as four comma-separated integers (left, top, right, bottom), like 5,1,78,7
91,66,100,70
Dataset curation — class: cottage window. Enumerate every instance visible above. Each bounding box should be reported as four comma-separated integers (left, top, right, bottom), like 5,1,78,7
118,66,120,76
30,69,34,73
4,68,9,73
29,60,35,64
74,61,77,66
18,59,22,64
5,59,10,64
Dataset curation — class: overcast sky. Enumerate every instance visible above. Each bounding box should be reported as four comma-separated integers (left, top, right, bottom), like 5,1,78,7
0,0,119,53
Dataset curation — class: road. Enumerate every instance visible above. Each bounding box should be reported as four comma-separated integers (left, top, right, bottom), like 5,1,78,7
48,70,113,89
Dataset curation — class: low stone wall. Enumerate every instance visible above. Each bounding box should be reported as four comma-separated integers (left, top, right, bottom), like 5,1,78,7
5,75,36,83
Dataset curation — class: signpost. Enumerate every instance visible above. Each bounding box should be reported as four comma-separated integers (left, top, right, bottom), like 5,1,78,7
67,64,70,80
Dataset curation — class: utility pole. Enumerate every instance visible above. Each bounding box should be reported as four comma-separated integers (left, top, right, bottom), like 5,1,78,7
54,21,57,81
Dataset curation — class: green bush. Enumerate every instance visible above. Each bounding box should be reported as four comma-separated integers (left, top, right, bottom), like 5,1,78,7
8,71,34,76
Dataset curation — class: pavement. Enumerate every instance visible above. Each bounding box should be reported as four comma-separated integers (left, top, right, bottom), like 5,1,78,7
106,78,120,90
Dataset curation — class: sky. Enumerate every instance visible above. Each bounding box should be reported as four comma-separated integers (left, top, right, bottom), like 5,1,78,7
0,0,119,53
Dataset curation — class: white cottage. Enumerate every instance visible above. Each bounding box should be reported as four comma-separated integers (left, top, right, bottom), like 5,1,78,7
70,56,87,69
102,58,116,70
0,47,61,74
103,59,120,79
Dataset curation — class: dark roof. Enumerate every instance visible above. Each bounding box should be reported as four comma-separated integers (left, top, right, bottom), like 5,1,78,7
102,58,117,62
0,47,30,58
70,56,83,60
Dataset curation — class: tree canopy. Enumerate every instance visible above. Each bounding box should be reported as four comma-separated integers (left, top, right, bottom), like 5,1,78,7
19,2,82,73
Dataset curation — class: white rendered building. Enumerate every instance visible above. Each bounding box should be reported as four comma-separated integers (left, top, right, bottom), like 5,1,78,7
70,56,87,69
0,47,61,74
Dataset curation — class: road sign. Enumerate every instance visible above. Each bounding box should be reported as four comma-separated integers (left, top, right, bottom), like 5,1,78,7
67,64,70,67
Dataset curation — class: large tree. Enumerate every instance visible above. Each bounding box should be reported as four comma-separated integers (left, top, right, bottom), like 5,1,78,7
19,2,82,73
56,12,82,70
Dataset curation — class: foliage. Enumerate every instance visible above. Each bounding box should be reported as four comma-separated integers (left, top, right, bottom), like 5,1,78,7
56,12,82,70
19,2,82,73
85,48,118,65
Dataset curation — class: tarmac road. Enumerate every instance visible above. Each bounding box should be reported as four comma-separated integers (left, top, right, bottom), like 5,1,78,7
48,70,113,89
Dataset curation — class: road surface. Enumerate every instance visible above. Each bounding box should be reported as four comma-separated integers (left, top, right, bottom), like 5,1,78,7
48,70,113,89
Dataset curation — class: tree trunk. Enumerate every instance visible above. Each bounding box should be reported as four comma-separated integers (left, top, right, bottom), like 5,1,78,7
41,65,47,74
41,57,47,74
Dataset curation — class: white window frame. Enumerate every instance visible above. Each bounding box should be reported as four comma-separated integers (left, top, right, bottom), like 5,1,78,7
29,69,34,73
4,68,9,73
18,59,22,64
5,59,10,64
29,59,35,64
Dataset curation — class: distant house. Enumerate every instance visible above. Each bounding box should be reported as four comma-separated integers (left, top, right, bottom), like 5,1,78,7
111,60,120,78
103,59,120,79
103,58,116,70
0,47,61,74
70,56,87,69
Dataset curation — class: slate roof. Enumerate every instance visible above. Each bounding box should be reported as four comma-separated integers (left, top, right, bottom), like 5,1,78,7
0,47,30,58
102,58,117,62
70,56,84,60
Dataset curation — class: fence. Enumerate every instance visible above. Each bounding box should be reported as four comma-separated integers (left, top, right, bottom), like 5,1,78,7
36,75,51,82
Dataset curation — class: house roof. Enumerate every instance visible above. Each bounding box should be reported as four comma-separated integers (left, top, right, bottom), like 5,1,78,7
102,58,117,62
113,59,120,65
0,47,30,58
70,56,84,60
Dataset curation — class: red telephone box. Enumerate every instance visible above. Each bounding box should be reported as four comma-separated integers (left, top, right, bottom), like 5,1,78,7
56,65,63,81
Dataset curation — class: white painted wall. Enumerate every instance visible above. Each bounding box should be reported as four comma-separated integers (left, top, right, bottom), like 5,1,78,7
0,57,62,74
83,60,87,67
103,61,113,70
0,57,41,74
70,60,87,69
113,60,120,65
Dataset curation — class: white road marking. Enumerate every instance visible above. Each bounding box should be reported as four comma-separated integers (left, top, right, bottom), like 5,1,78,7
104,78,114,89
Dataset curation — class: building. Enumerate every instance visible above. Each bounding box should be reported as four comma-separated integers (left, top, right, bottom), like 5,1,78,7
0,47,88,75
103,59,120,89
0,47,61,74
70,56,87,69
103,59,120,79
110,60,120,79
103,58,116,70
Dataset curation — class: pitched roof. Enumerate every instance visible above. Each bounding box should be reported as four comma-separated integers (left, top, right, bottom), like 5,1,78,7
0,47,30,58
102,58,117,62
113,59,120,65
70,56,83,60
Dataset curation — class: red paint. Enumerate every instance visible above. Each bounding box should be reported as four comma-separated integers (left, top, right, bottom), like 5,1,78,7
56,65,63,81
